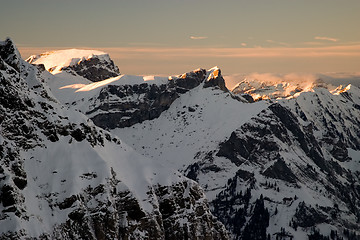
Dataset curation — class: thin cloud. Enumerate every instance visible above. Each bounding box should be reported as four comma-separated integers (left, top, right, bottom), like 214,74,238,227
315,36,339,42
266,40,290,46
224,72,360,90
190,36,208,40
128,42,164,46
18,45,360,77
303,41,325,46
102,45,360,61
19,44,360,62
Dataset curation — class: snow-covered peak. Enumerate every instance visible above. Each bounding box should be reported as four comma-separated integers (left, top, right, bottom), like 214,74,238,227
203,66,228,91
206,66,220,81
331,84,353,95
232,76,329,101
26,49,120,82
330,84,360,105
26,49,108,73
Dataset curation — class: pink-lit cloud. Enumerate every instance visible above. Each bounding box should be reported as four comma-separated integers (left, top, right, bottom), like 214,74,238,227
105,44,360,59
19,43,360,59
18,44,360,76
266,40,290,46
190,36,208,40
315,36,339,42
19,44,360,60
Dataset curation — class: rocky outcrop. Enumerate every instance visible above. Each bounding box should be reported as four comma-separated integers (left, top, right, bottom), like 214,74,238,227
203,67,227,92
26,49,120,82
47,180,228,240
155,181,228,240
88,68,228,129
0,38,21,72
61,55,120,82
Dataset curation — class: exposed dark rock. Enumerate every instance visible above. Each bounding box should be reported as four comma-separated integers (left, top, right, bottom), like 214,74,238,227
330,140,350,162
13,177,27,190
262,159,297,183
212,186,256,240
203,68,228,92
0,38,20,72
216,132,248,166
293,202,327,228
61,54,120,82
11,163,26,178
68,209,86,221
116,191,146,221
242,196,269,240
216,112,284,167
156,182,229,240
71,128,86,142
89,69,210,129
241,94,255,103
235,169,254,182
58,195,77,210
201,164,222,173
269,103,331,173
176,68,206,89
84,68,232,130
34,64,46,72
188,106,196,112
186,162,200,181
1,185,18,207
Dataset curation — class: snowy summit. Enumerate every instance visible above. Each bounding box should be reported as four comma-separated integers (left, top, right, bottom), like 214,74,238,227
26,49,120,82
26,49,108,73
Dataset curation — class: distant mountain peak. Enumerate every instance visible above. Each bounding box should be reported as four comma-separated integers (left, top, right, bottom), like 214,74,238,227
204,66,228,92
26,49,120,82
231,76,331,101
0,37,22,72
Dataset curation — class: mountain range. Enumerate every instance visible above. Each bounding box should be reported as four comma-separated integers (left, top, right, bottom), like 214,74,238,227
1,38,360,240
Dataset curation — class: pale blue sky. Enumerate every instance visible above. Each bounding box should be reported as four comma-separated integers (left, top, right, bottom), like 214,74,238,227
1,0,360,75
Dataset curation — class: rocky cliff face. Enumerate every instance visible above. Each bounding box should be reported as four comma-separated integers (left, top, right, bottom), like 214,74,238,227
26,49,120,82
61,55,120,82
211,100,360,239
81,67,228,130
0,39,228,239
